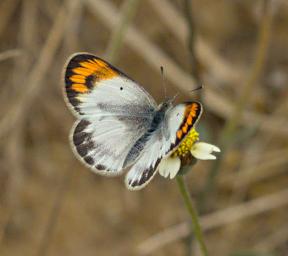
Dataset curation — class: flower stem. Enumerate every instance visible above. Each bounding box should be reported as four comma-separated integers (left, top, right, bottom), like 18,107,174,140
176,175,208,256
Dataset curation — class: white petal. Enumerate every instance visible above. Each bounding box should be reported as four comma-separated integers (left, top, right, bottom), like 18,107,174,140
158,157,181,179
191,142,220,160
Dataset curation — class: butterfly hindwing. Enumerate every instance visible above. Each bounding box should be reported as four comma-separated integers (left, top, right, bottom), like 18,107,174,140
170,101,202,148
125,102,202,190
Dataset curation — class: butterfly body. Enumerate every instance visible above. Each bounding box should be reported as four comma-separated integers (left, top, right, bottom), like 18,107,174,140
123,100,173,168
64,53,202,190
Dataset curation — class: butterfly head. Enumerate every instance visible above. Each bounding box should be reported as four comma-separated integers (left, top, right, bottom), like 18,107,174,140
158,97,175,113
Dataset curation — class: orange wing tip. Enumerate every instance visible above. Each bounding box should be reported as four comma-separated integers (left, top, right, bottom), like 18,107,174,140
175,102,202,142
77,58,118,81
64,53,124,114
65,54,119,96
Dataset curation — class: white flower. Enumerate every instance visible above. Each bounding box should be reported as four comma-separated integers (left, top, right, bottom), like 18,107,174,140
190,142,221,160
158,129,220,179
158,156,181,179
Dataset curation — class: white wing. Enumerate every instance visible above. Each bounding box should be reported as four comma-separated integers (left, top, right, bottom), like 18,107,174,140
125,102,202,190
64,53,157,175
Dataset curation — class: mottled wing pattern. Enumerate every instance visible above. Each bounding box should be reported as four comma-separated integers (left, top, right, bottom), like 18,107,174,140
64,53,157,175
125,102,202,190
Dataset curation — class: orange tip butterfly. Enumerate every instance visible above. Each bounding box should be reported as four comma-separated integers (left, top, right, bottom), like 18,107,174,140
63,53,202,190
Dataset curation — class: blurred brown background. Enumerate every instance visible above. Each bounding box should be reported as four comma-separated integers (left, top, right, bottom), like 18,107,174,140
0,0,288,255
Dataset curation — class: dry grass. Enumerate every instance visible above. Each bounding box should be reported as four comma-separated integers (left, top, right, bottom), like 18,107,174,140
0,0,288,256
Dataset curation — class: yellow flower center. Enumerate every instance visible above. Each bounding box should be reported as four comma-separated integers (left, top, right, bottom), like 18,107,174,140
172,128,199,157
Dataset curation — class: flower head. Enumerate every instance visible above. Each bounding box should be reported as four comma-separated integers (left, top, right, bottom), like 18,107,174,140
159,128,220,179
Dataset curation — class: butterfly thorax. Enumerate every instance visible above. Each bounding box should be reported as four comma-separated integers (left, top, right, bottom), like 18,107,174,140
147,101,172,132
123,101,172,168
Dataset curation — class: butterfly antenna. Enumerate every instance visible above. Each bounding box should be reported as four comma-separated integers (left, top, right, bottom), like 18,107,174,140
170,84,202,103
188,84,203,93
171,92,179,102
160,66,167,100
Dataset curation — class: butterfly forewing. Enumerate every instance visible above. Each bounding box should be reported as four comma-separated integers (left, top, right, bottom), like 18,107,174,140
64,53,157,116
64,53,157,175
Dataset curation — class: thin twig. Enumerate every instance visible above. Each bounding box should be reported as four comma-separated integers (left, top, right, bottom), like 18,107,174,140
219,148,288,188
138,188,288,255
33,1,82,256
253,224,288,252
147,0,243,84
105,0,141,62
0,49,23,62
64,1,83,53
183,0,202,85
0,0,38,248
0,0,19,38
35,165,74,256
0,0,80,137
200,0,274,209
0,129,24,248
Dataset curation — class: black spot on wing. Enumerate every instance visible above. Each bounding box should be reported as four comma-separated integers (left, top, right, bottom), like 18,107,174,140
73,120,91,146
74,120,90,134
65,68,74,85
64,54,97,114
73,132,90,146
85,74,96,89
84,156,94,165
95,164,106,171
65,90,81,113
75,140,95,157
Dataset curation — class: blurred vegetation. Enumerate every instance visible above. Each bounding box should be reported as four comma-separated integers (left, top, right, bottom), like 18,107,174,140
0,0,288,256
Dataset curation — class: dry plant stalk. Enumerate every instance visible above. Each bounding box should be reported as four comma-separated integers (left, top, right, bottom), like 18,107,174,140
0,0,79,137
138,188,288,255
85,0,288,137
219,148,288,189
0,49,23,62
200,0,275,209
147,0,243,84
36,0,142,255
105,0,141,62
0,0,19,38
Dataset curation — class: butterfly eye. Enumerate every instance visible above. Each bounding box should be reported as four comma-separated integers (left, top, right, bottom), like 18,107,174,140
120,87,123,90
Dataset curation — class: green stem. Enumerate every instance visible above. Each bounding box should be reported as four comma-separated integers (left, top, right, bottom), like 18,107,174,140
176,175,208,256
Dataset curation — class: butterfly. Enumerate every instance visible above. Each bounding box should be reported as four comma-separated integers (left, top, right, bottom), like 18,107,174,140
63,53,202,190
